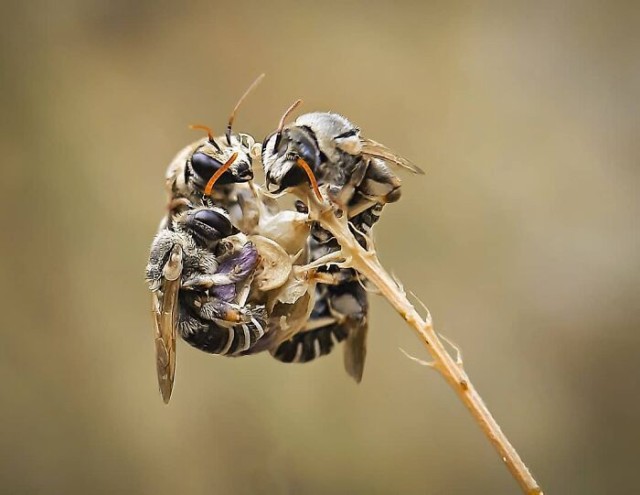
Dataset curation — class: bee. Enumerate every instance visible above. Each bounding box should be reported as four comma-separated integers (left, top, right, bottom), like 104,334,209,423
163,74,265,223
146,206,267,403
261,108,424,228
260,108,424,381
147,75,271,403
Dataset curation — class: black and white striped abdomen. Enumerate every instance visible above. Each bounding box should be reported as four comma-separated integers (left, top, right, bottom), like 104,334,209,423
178,293,267,356
271,320,349,363
271,280,368,364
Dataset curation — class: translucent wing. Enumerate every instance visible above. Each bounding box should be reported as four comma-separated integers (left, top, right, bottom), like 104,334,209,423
152,244,183,404
343,317,368,383
360,138,425,175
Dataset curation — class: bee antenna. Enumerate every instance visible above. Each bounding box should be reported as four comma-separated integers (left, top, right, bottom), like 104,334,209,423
226,73,265,145
204,152,239,196
296,157,322,201
189,124,222,152
274,98,303,150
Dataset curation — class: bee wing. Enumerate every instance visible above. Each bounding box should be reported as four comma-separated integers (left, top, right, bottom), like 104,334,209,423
360,138,425,175
152,244,183,404
343,317,368,383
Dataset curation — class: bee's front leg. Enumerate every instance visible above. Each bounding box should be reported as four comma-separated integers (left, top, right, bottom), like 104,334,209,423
358,157,402,205
182,241,259,290
185,292,262,325
146,229,182,291
326,159,369,212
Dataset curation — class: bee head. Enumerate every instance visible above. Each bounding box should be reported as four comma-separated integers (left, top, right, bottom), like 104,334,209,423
184,74,265,193
179,207,238,247
188,127,255,188
260,100,322,198
262,125,322,193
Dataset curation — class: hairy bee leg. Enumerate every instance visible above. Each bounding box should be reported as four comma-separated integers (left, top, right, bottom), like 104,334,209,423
327,159,369,210
182,273,240,289
348,203,385,248
182,241,259,289
357,157,402,205
146,229,184,290
185,293,260,325
178,298,267,356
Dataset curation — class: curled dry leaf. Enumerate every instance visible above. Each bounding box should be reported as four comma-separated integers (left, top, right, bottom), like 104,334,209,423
249,235,293,291
257,210,310,255
275,273,309,305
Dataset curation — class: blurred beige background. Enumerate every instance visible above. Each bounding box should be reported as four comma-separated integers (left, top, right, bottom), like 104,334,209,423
1,1,638,494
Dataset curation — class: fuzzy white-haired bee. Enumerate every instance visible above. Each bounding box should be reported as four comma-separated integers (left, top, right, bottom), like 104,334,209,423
260,109,424,381
262,109,423,213
146,205,268,403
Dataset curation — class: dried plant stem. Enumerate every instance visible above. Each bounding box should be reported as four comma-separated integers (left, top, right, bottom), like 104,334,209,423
307,198,543,495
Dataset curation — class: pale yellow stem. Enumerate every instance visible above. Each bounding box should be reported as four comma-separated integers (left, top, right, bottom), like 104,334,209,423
307,197,543,495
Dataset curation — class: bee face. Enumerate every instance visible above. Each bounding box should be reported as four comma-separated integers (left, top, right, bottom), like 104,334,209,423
262,112,363,193
188,133,255,188
262,125,320,192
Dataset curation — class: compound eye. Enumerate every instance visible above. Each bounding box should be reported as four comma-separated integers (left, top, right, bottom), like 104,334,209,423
288,127,320,166
191,152,222,180
190,152,236,185
190,209,235,240
296,138,317,166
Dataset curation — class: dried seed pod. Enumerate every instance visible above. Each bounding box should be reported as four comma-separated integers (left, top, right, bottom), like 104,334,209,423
248,235,293,292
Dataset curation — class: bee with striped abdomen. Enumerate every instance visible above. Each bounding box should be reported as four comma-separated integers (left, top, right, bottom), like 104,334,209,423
260,108,424,381
146,206,267,403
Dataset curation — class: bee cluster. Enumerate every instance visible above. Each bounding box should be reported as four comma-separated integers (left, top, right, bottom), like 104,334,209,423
146,76,423,403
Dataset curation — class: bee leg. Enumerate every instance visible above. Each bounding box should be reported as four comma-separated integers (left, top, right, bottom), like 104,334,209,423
182,273,237,289
326,159,369,211
178,295,268,355
183,241,259,290
146,229,182,291
181,291,262,325
357,158,402,205
349,203,384,248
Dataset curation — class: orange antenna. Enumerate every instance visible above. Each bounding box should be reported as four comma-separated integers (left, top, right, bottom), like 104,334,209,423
277,99,302,134
204,152,238,196
189,124,221,152
226,73,266,145
274,99,303,149
296,157,322,201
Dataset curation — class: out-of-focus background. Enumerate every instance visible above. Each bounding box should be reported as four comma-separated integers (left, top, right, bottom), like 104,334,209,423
1,1,638,493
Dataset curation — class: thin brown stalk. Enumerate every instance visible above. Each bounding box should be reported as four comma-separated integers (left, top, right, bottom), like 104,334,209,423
306,194,543,495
